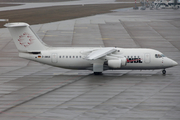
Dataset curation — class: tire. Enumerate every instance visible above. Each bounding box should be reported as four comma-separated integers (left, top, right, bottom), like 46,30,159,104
162,70,166,75
94,72,102,75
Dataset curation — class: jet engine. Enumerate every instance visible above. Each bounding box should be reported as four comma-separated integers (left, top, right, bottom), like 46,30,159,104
108,58,127,68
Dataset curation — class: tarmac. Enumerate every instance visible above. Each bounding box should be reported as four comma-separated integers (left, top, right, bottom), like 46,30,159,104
0,0,133,11
0,7,180,120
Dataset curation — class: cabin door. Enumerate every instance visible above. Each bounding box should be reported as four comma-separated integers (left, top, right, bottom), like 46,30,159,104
51,53,58,63
144,53,151,63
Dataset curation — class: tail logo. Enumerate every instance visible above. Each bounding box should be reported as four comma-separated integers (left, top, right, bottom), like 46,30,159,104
18,33,34,47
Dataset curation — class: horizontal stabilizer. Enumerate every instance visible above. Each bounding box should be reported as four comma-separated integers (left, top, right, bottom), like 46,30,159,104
4,23,29,28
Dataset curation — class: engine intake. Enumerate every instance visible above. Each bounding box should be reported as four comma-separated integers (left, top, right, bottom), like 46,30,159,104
108,58,126,68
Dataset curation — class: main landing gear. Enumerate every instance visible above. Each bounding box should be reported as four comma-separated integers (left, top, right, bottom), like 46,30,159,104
162,69,166,75
94,72,102,75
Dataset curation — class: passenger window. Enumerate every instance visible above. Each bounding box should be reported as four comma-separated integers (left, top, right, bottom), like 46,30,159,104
134,56,137,63
131,56,133,63
59,56,61,58
80,56,81,58
76,56,78,58
63,56,64,58
66,56,68,58
137,56,139,63
73,56,75,58
69,56,71,58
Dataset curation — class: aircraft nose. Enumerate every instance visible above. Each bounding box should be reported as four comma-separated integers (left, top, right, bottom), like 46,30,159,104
172,60,178,66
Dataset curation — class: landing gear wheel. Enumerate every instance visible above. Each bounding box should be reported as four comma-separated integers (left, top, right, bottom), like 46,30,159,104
162,69,166,75
94,72,102,75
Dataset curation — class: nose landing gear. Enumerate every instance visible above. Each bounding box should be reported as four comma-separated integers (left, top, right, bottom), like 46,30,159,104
162,69,166,75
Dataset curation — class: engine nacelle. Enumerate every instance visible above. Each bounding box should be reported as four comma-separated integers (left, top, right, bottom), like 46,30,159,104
108,58,127,68
121,57,127,66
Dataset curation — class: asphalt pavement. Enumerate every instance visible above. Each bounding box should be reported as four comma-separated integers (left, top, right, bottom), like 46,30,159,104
0,7,180,120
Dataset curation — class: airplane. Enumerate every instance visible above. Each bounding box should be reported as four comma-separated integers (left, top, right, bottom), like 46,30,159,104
4,22,178,75
153,0,180,9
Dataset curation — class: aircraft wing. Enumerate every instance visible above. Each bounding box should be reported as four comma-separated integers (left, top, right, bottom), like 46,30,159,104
86,47,116,60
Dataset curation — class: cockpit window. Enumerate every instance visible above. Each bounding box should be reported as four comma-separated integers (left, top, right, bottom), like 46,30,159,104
155,54,166,58
161,54,166,57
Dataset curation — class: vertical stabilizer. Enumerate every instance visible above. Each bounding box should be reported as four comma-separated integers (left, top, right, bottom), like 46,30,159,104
4,22,48,52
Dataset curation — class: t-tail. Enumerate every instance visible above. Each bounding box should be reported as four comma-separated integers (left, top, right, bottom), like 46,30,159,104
4,22,48,52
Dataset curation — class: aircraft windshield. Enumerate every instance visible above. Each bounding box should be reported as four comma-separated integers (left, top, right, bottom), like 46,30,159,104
155,54,166,58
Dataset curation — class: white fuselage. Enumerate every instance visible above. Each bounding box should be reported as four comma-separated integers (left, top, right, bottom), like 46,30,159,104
20,47,177,71
5,22,178,74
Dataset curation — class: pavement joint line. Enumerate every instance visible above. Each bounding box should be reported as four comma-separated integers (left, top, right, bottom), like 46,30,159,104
165,21,180,52
150,25,180,52
71,22,76,46
115,77,175,119
0,74,54,111
56,22,61,30
96,24,104,47
0,38,12,52
26,74,93,119
120,20,142,48
98,24,106,47
0,110,63,120
72,70,132,120
0,74,87,115
167,21,179,29
0,65,29,76
36,75,109,115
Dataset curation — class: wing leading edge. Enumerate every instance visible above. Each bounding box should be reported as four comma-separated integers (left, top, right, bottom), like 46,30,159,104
86,47,116,60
